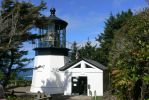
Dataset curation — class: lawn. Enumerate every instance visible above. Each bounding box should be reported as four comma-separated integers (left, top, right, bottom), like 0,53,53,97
92,96,103,100
6,95,34,100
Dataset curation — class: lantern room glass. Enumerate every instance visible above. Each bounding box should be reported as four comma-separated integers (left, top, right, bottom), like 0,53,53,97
38,23,66,48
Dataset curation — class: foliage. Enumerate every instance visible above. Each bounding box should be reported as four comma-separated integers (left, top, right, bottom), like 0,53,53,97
71,41,79,61
6,95,33,100
96,9,133,66
78,40,97,60
71,40,98,61
109,8,149,99
70,10,133,67
0,0,47,88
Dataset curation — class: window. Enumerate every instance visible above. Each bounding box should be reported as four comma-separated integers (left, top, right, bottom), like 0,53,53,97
74,64,81,68
85,64,93,68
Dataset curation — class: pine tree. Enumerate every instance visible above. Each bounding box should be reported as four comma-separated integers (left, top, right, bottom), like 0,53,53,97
96,9,133,66
71,41,79,61
78,40,97,60
109,8,149,100
0,0,47,88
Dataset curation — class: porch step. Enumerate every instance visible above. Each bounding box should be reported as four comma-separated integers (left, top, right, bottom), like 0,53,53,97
69,96,92,100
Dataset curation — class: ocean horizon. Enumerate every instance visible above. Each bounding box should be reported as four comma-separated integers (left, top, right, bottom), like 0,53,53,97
19,70,33,80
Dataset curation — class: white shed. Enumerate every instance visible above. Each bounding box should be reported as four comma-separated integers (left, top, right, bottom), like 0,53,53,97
59,58,108,96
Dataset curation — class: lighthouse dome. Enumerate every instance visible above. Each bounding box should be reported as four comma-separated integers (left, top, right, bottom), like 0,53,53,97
48,8,68,29
36,8,68,48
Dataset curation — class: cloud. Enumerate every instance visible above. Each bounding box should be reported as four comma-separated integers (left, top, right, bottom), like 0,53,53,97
59,11,108,46
132,5,148,13
112,0,125,7
78,39,99,47
61,13,107,32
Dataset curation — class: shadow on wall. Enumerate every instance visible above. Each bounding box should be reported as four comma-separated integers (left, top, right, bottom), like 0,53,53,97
63,71,72,92
40,71,63,95
40,70,72,96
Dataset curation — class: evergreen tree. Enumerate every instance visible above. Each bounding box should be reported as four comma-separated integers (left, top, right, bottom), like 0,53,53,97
78,40,97,60
71,41,79,61
0,0,47,88
109,8,149,99
96,9,133,66
70,40,98,61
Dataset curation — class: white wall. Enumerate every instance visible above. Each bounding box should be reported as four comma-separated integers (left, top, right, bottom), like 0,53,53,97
30,55,69,95
63,60,103,96
87,73,103,96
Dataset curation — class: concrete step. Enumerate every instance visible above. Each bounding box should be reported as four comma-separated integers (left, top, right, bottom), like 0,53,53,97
69,96,92,100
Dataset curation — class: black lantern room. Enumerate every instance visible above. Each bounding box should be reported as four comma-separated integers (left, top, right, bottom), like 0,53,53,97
35,8,69,56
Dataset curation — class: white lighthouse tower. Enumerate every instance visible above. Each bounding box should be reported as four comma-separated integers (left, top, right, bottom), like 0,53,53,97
30,8,69,95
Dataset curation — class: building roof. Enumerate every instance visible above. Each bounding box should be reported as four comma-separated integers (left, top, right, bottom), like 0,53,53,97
48,8,68,29
59,58,107,71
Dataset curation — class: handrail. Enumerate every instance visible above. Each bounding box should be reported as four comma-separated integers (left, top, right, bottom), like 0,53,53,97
32,39,73,49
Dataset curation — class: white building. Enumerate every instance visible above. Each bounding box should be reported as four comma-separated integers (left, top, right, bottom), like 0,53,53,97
59,58,108,96
30,8,69,95
30,8,108,96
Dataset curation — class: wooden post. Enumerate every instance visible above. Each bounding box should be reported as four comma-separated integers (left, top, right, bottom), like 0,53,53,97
0,84,5,99
34,91,41,100
94,90,96,100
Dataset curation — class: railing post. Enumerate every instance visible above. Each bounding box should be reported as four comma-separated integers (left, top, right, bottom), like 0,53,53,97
34,91,52,100
34,91,41,100
94,90,96,100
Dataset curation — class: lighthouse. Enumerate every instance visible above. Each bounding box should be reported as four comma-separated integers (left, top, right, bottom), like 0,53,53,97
30,8,69,95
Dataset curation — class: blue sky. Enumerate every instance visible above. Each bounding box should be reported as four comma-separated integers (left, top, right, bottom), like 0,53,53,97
30,0,148,44
23,0,148,67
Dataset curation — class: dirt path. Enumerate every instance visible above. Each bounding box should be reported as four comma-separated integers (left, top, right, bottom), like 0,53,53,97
8,86,92,100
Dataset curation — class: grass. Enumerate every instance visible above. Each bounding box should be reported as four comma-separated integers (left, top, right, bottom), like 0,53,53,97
6,95,33,100
92,96,103,100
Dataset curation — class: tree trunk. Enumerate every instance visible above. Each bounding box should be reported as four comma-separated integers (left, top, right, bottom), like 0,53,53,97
140,80,145,100
3,50,14,89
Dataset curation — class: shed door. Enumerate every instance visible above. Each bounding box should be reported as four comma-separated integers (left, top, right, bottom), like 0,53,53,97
71,77,87,95
78,77,87,95
72,77,79,94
